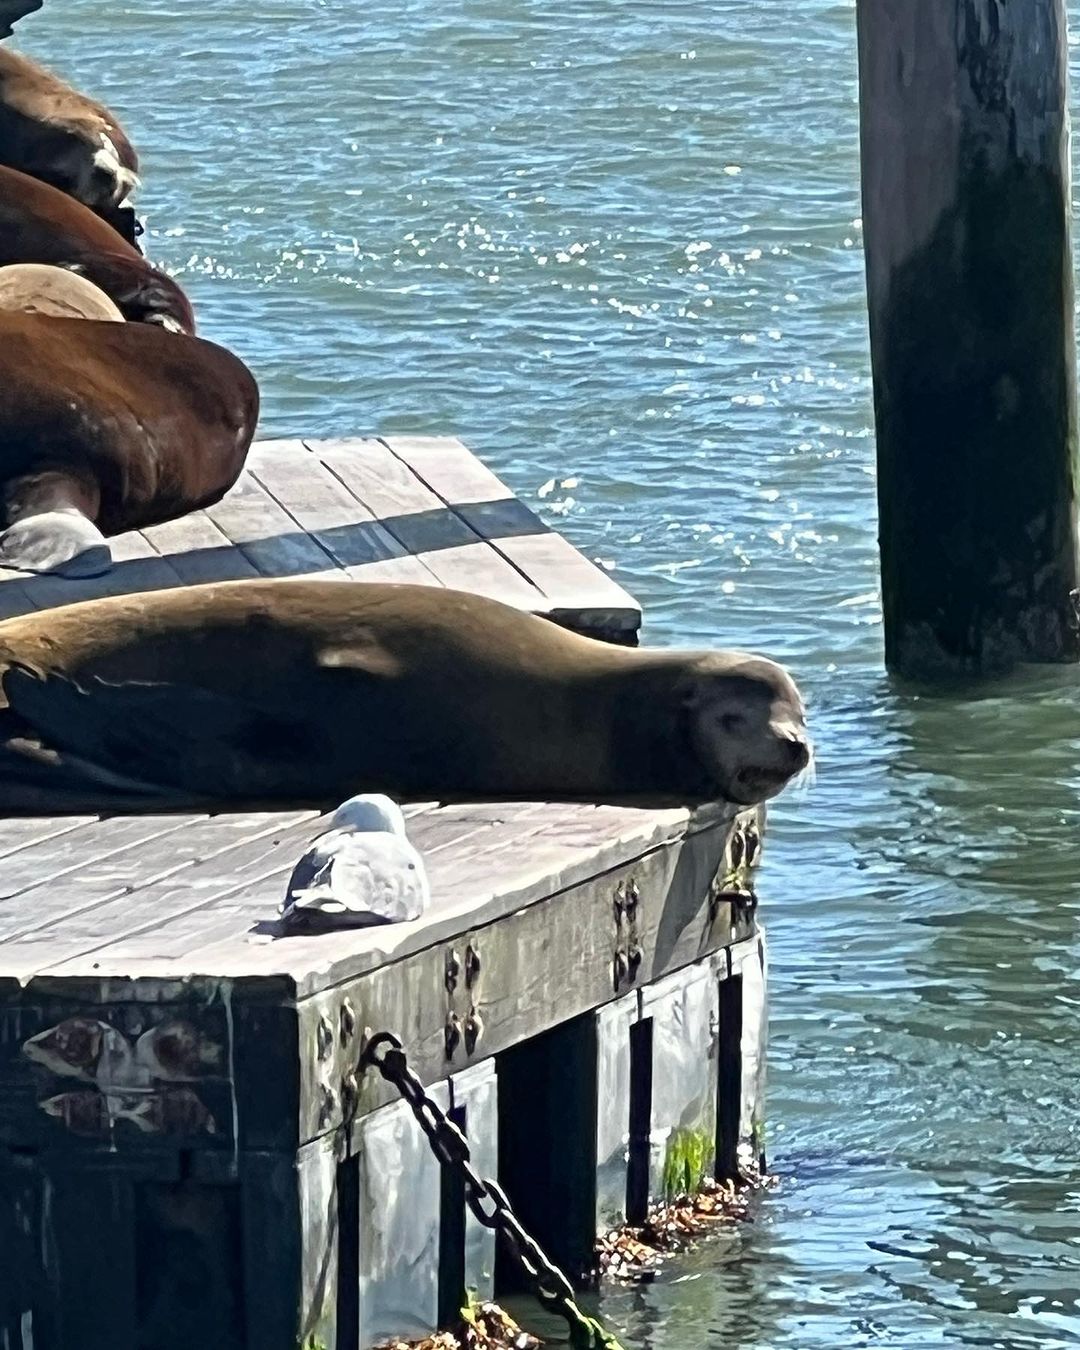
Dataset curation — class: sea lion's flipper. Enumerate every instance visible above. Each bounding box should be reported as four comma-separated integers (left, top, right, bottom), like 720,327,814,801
1,664,313,799
0,510,112,577
0,0,42,39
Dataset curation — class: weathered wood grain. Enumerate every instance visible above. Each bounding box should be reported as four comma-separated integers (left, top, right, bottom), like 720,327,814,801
0,815,195,909
249,441,434,583
0,813,312,966
383,435,640,635
142,511,260,585
312,437,549,607
204,469,340,579
8,812,321,982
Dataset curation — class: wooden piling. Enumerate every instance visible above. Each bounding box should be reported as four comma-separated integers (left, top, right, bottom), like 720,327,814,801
857,0,1080,675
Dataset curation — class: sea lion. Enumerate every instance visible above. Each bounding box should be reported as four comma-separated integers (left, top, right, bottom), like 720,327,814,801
0,311,258,577
0,165,194,332
0,47,140,243
0,580,810,815
0,261,123,320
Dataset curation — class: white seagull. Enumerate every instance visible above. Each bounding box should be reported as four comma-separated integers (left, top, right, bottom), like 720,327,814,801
281,794,430,931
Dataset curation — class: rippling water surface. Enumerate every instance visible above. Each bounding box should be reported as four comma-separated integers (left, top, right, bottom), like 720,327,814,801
18,1,1080,1345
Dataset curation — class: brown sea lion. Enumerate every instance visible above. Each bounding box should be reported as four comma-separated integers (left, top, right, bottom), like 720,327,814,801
0,580,810,815
0,165,194,332
0,261,123,320
0,312,258,577
0,47,140,242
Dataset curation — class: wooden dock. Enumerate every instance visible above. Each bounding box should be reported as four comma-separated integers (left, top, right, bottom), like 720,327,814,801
0,438,767,1350
0,436,641,641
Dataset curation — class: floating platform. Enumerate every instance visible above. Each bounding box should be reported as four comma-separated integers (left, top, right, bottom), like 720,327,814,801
0,436,641,641
0,438,768,1350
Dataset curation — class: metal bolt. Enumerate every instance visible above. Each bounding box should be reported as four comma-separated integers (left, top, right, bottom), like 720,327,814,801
613,948,629,992
613,883,626,924
316,1016,334,1061
464,1008,484,1055
318,1084,336,1130
341,1070,359,1120
729,829,745,871
465,943,482,989
445,949,461,994
444,1013,463,1061
745,824,760,867
625,878,641,921
628,944,644,979
340,999,357,1044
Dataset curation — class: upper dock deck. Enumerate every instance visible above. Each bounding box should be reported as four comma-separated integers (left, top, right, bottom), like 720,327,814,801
0,436,641,641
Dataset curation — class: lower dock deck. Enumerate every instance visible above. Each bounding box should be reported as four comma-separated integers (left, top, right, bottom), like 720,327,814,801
0,437,767,1350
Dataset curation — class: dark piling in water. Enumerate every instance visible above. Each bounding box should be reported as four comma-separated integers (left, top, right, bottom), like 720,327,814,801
856,0,1080,676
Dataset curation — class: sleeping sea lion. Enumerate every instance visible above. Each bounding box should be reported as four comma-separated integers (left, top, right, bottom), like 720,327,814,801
0,261,123,320
0,311,258,577
0,46,140,243
0,165,194,331
0,580,810,815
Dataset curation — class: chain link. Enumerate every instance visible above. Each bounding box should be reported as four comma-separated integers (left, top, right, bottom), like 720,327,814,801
361,1032,625,1350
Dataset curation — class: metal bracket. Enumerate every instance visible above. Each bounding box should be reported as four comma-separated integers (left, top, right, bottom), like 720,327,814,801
613,874,643,994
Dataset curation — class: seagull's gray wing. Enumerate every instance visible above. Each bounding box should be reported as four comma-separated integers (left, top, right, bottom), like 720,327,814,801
282,832,342,913
282,831,429,930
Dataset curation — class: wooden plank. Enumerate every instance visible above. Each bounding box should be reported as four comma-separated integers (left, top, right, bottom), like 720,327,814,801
296,1132,344,1350
310,437,548,608
0,815,194,909
136,1180,247,1350
0,811,309,951
1,811,318,981
142,511,260,585
48,1166,139,1350
0,814,97,858
239,1152,305,1350
381,435,640,632
248,441,437,586
0,1151,58,1350
203,457,341,579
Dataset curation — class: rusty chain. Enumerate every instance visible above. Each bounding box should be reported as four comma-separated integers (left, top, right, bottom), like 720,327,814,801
361,1031,625,1350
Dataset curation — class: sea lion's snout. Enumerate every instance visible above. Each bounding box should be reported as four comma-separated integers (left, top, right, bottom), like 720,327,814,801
778,725,811,773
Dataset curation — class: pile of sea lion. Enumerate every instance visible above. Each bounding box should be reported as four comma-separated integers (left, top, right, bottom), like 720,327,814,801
0,6,810,817
0,2,257,580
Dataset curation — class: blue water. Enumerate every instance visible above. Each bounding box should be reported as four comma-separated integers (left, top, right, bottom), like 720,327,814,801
16,2,1080,1346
